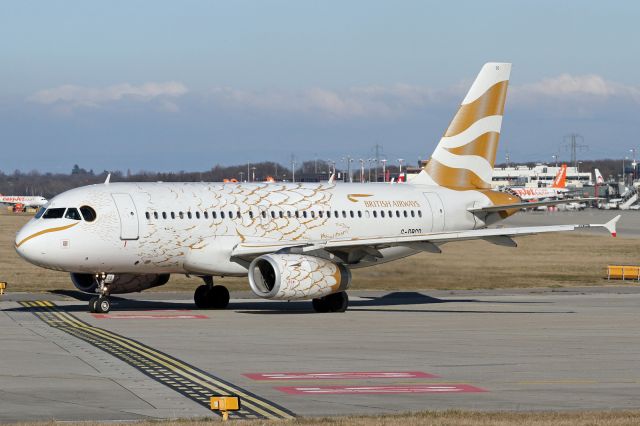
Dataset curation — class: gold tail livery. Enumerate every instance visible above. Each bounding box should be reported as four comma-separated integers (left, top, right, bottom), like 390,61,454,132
15,63,619,314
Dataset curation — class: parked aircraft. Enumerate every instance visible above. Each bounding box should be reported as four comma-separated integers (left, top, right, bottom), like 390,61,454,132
14,63,618,314
1,194,48,209
506,164,568,201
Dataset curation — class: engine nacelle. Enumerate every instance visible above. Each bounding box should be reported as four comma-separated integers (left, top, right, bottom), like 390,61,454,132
248,254,351,300
70,273,170,294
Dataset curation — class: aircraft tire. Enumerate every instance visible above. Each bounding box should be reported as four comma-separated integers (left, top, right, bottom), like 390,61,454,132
209,285,230,309
194,284,212,309
89,296,99,313
312,297,330,313
327,292,349,313
96,296,110,313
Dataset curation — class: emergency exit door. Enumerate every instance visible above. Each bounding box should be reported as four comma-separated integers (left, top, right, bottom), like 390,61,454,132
111,193,139,240
423,192,445,232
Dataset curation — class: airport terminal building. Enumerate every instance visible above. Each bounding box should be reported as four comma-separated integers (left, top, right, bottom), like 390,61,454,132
490,165,592,189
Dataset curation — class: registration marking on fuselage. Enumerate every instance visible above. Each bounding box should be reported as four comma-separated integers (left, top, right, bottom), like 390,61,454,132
19,301,294,420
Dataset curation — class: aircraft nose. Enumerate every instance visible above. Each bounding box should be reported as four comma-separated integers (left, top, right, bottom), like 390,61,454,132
15,224,44,265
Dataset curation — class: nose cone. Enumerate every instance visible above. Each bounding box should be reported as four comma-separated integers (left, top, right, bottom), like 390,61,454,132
15,223,43,265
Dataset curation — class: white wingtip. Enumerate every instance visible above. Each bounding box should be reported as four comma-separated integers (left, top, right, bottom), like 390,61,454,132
328,173,335,184
104,173,111,184
605,215,621,237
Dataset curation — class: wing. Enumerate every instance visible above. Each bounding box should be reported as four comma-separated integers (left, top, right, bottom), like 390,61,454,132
231,215,620,259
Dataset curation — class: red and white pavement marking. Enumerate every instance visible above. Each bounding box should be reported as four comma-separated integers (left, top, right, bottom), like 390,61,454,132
92,313,208,319
245,371,437,381
276,384,486,394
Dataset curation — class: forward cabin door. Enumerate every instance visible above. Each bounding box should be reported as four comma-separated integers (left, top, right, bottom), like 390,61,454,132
111,193,139,240
423,192,445,232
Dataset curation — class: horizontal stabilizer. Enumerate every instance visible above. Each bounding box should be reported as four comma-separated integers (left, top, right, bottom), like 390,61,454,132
468,198,598,213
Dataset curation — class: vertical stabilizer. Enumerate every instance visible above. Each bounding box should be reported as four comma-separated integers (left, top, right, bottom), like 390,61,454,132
595,169,604,185
551,164,568,188
423,62,511,189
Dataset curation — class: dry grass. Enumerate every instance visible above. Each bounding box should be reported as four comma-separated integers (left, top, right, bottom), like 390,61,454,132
2,212,638,293
8,410,640,426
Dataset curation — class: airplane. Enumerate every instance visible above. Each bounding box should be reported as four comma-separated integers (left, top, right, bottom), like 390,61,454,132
594,168,605,185
506,164,569,201
14,62,619,314
1,194,48,209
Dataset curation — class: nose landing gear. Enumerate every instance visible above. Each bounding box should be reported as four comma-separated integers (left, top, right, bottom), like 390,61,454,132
194,276,230,309
89,273,112,313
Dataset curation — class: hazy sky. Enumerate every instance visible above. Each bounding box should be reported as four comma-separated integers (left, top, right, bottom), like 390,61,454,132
2,1,639,172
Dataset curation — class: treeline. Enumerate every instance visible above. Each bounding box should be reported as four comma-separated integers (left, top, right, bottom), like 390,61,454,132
1,159,630,198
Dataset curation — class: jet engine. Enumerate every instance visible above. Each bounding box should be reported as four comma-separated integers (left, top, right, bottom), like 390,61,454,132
70,273,170,294
248,254,351,300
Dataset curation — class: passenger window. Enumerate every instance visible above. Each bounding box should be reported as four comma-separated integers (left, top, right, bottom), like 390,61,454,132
171,212,175,219
145,212,150,220
365,211,370,218
279,211,284,219
396,211,400,217
403,210,408,218
342,211,346,218
212,211,217,219
303,211,307,218
271,211,276,218
319,211,324,218
381,211,385,218
43,208,65,219
287,211,292,218
154,212,159,219
357,211,362,218
35,207,46,219
204,211,208,219
262,211,267,219
295,211,299,218
327,211,331,218
311,211,315,218
195,211,200,219
179,212,184,219
162,212,167,219
334,210,339,218
221,211,225,219
373,211,377,218
418,210,423,218
411,210,415,217
229,211,234,219
249,211,254,219
349,211,354,218
65,208,82,221
187,212,192,219
388,210,393,218
80,206,97,222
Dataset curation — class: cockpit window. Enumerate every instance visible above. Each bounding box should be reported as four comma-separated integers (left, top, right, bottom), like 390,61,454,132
80,206,97,222
64,208,82,220
34,207,47,219
42,208,65,219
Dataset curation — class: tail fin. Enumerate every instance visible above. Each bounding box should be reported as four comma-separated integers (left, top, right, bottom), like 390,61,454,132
551,164,567,188
423,62,511,189
595,168,604,184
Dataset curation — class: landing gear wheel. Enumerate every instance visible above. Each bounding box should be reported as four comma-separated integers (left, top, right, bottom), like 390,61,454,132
89,296,99,313
194,284,230,309
96,296,111,313
209,285,230,309
327,291,349,312
194,284,211,309
312,292,349,313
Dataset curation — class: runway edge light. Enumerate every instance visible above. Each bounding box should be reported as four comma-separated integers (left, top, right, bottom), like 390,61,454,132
210,395,240,421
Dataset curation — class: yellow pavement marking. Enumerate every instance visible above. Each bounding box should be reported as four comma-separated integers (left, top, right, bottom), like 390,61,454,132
21,301,293,420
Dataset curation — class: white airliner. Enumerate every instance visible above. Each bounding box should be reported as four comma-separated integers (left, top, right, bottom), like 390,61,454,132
14,63,619,314
506,164,569,201
1,194,48,209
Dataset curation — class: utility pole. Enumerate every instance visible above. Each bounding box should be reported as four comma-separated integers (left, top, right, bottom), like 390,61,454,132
373,144,384,182
247,162,250,182
563,133,588,169
359,159,365,183
251,166,256,182
291,154,296,183
381,159,387,182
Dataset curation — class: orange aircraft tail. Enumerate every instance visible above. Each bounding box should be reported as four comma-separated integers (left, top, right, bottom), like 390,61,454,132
551,164,567,189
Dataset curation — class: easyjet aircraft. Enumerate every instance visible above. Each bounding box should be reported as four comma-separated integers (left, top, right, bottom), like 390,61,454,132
14,63,619,314
1,194,48,209
507,164,569,201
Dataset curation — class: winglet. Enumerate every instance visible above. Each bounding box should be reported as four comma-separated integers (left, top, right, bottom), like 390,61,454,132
604,215,620,237
104,173,111,184
328,173,335,184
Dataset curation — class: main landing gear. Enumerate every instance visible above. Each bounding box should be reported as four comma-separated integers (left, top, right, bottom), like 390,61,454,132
89,274,112,313
194,276,230,309
312,291,349,313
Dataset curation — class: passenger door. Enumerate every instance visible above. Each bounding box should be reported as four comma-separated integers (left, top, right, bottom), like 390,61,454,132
111,193,139,240
423,192,445,232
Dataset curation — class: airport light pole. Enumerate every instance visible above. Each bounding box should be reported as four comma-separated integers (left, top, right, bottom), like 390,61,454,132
367,158,373,182
381,159,387,182
251,167,256,183
239,171,244,182
552,154,558,168
630,148,637,180
359,159,365,183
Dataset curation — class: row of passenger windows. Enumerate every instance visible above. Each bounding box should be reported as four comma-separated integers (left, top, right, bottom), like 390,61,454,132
36,206,97,222
145,209,423,221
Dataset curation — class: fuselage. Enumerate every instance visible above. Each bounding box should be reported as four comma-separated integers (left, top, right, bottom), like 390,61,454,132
15,181,518,276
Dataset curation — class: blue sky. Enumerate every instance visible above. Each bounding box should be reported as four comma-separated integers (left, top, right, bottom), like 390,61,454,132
1,1,639,172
